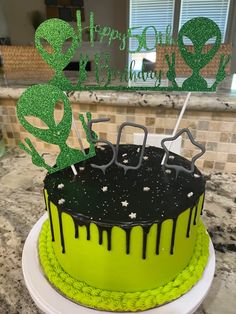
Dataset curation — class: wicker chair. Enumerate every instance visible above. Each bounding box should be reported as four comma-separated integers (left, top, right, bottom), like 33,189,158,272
0,45,54,85
155,44,232,77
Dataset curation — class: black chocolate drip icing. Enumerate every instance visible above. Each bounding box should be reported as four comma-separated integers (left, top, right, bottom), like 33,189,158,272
57,211,65,253
193,205,199,225
98,227,103,245
186,206,194,238
85,224,90,240
124,227,131,254
73,218,79,238
43,192,55,242
170,218,177,255
44,145,205,259
144,226,152,259
106,227,112,251
97,226,112,250
156,222,163,255
200,193,205,215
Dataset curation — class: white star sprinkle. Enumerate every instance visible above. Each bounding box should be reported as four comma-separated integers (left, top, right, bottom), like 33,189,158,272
143,187,150,191
101,186,108,192
79,167,85,171
129,212,136,219
58,198,65,205
123,159,128,164
121,200,129,207
143,156,148,160
187,192,194,198
57,183,64,189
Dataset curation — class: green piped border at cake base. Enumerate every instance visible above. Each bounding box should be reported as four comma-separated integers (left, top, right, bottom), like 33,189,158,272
38,220,209,312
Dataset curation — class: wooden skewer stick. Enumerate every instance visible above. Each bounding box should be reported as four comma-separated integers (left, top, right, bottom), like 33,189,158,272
63,91,85,154
70,115,85,176
72,114,85,154
161,92,191,165
62,92,83,175
70,164,78,176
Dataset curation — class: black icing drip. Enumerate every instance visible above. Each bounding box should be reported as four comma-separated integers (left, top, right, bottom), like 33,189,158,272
98,227,103,245
124,227,131,254
47,200,55,242
44,145,205,259
193,205,199,225
200,193,205,215
73,218,79,238
57,211,65,253
97,226,112,250
142,225,152,259
170,218,177,255
106,227,112,251
186,206,194,238
85,224,90,240
156,222,163,255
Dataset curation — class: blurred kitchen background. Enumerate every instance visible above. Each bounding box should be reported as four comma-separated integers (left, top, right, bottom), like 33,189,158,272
0,0,236,75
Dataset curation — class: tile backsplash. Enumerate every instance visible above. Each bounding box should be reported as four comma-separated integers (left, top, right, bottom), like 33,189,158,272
1,97,236,172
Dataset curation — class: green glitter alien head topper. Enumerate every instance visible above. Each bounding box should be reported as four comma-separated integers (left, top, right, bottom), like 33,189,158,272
177,17,230,91
33,12,230,92
17,84,96,173
35,19,78,90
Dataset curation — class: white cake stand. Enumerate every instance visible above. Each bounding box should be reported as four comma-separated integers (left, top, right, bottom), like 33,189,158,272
22,213,215,314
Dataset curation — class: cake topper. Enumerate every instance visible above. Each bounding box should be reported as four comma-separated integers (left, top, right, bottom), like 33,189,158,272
161,128,206,177
88,120,148,174
16,12,221,172
35,18,79,90
87,118,116,174
115,122,148,174
33,12,230,92
16,84,96,173
176,17,230,91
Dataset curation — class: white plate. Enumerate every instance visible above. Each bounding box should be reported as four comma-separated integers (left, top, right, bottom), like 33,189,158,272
22,213,215,314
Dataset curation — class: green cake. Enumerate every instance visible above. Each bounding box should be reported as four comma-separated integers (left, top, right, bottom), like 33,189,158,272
39,144,209,312
13,11,224,313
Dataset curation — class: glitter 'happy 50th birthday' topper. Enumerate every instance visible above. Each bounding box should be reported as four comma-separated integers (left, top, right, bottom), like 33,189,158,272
33,12,230,92
16,12,224,173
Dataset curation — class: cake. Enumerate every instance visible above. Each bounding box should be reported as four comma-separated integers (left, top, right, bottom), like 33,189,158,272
15,11,223,313
39,143,209,312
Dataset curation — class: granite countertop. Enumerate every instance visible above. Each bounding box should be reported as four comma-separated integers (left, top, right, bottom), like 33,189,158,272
1,74,236,112
0,149,235,314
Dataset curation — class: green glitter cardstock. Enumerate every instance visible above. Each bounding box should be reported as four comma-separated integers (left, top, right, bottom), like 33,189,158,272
33,12,230,92
16,84,96,173
16,12,230,172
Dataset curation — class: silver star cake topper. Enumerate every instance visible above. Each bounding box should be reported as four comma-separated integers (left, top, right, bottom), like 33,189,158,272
161,128,205,177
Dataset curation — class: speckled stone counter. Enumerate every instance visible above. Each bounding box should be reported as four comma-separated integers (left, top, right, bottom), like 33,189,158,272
1,75,236,112
0,149,235,314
